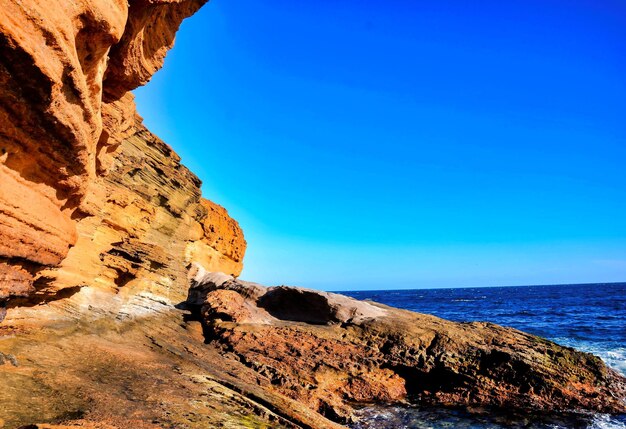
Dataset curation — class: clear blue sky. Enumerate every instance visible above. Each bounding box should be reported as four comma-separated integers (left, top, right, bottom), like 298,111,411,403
134,0,626,290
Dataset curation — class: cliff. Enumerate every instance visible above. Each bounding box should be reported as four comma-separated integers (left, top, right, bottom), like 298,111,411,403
0,0,245,312
0,1,625,429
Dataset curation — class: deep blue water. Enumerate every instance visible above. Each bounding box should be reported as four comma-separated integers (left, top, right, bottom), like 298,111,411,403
342,282,626,429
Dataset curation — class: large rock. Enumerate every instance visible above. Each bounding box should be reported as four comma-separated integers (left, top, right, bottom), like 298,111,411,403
0,299,343,429
0,0,245,307
188,274,626,423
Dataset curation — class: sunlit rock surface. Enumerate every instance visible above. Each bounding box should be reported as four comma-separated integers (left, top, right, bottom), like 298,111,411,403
0,0,244,308
1,1,625,428
189,272,626,423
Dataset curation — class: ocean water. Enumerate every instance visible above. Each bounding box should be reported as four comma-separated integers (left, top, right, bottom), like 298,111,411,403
342,283,626,429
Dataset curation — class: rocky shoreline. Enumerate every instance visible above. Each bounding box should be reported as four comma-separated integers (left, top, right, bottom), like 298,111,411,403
0,1,625,428
0,269,624,428
187,267,626,424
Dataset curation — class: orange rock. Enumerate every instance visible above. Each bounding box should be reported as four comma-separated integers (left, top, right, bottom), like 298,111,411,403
0,0,129,300
0,263,32,300
0,0,243,307
104,0,208,100
202,290,253,323
185,199,246,277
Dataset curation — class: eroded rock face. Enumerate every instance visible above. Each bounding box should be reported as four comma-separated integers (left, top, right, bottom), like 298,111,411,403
0,0,245,307
2,1,625,428
0,0,125,299
188,273,626,423
185,199,247,280
103,0,207,100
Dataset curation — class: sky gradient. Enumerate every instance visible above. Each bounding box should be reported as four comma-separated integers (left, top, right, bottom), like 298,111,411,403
134,0,626,290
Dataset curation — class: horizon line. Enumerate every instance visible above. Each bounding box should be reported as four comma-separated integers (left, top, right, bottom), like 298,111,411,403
328,280,626,293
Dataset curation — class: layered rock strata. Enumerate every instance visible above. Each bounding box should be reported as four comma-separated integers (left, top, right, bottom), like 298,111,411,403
188,269,626,423
0,0,244,309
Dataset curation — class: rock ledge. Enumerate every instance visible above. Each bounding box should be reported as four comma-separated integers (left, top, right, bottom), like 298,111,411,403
188,270,626,423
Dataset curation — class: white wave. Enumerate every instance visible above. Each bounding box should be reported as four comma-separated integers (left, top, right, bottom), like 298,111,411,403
604,349,626,377
588,413,626,429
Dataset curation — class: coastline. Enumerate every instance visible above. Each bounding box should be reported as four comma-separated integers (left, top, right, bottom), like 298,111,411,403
0,1,624,428
346,283,626,428
1,278,624,428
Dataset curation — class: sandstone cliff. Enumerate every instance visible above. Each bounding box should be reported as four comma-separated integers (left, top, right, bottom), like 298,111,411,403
0,0,245,311
1,1,625,429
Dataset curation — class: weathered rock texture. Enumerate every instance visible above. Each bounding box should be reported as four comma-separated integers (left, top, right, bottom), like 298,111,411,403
0,0,245,307
0,296,344,429
188,271,626,424
1,1,626,429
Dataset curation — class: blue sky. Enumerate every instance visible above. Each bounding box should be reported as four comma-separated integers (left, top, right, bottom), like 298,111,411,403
134,0,626,290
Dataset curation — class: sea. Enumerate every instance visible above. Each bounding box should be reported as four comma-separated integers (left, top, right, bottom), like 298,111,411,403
342,282,626,429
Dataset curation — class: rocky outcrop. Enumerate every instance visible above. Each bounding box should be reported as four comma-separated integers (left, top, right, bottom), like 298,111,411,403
185,200,247,282
1,1,625,428
0,295,344,429
0,0,244,308
188,271,626,424
2,270,624,429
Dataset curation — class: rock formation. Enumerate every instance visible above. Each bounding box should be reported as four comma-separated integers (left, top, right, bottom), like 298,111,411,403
1,1,625,428
0,0,244,309
187,270,626,423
